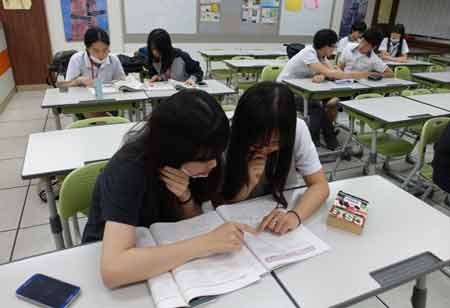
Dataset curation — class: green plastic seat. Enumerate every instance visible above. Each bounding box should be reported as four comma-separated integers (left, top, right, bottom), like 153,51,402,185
394,66,412,81
432,88,450,94
59,161,109,247
260,65,284,82
221,104,236,112
355,93,384,100
402,117,450,196
429,65,445,73
67,116,130,129
276,55,289,60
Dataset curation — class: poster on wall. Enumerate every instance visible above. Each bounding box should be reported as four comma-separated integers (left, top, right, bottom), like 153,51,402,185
339,0,368,37
2,0,32,10
200,0,221,22
242,0,280,24
61,0,109,42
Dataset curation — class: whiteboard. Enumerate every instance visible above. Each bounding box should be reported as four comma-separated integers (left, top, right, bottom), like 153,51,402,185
124,0,197,34
279,0,334,36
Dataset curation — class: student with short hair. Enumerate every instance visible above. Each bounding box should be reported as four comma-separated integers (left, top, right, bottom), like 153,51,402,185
82,90,256,288
337,20,367,56
219,82,329,235
66,27,126,87
147,28,203,86
338,28,394,77
379,24,409,63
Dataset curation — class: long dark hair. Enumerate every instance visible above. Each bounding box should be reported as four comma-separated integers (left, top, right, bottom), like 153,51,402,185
147,28,176,74
121,90,230,221
223,82,297,207
389,24,406,57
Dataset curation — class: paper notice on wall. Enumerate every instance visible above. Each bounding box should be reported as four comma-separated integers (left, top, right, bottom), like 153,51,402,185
200,0,221,22
3,0,32,10
285,0,302,12
242,0,279,24
304,0,319,9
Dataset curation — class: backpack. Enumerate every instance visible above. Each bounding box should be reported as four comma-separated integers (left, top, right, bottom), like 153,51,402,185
284,43,306,59
117,54,146,74
46,50,77,87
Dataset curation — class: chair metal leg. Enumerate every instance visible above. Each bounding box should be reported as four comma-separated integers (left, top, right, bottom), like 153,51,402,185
421,185,434,201
62,218,73,248
71,216,82,245
331,118,355,181
411,276,427,308
369,130,378,175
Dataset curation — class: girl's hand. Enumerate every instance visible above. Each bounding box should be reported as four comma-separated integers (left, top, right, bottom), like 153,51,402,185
160,166,190,202
258,209,301,235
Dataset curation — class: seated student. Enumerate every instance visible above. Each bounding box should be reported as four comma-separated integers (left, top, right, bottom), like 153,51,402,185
337,28,394,78
337,20,367,57
146,28,203,86
432,121,450,197
66,27,126,87
82,90,256,288
219,82,330,235
276,29,374,149
379,24,409,63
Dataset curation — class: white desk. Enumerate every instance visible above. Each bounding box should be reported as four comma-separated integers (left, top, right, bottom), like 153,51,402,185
407,93,450,112
223,59,287,70
275,175,450,308
412,72,450,86
22,123,137,249
384,59,433,70
357,78,417,90
338,96,449,174
0,243,296,308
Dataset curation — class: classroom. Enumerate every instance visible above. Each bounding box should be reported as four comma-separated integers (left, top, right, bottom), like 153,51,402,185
1,0,450,307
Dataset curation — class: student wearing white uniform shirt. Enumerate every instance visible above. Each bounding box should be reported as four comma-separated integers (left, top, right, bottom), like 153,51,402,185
337,21,367,57
277,29,376,149
218,82,329,235
66,27,126,87
379,24,409,63
338,28,394,77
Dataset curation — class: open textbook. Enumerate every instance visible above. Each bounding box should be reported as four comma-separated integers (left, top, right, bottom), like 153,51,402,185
136,199,330,308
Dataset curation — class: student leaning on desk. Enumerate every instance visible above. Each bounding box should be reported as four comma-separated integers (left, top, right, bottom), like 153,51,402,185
81,90,257,288
217,82,329,235
379,24,409,63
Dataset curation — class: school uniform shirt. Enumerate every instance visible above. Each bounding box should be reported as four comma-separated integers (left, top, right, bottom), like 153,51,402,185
276,45,331,82
338,43,388,73
148,48,203,82
249,118,322,198
378,38,409,57
337,36,359,54
432,122,450,193
65,51,126,82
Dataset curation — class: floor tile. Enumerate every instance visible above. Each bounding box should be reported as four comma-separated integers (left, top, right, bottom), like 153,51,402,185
0,231,15,264
44,116,73,131
0,119,44,138
0,108,48,122
349,297,385,307
21,185,49,228
0,187,27,231
13,224,57,261
0,158,29,189
0,137,28,160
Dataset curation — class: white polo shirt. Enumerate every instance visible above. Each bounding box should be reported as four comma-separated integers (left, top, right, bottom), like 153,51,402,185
379,38,409,57
338,43,388,73
337,36,359,54
276,46,331,82
65,51,126,82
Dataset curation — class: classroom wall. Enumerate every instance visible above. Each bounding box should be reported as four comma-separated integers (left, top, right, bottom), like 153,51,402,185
0,22,15,110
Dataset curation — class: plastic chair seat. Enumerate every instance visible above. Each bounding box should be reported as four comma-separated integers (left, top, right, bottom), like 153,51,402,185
419,164,433,181
355,133,415,157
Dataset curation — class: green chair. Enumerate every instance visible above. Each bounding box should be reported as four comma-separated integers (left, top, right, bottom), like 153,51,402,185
59,161,109,247
432,88,450,94
230,56,258,92
401,117,450,200
67,116,130,129
260,65,284,82
401,88,433,96
394,66,412,81
429,65,446,73
276,55,289,60
349,93,415,174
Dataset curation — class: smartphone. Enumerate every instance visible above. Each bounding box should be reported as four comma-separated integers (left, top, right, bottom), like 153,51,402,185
16,274,80,308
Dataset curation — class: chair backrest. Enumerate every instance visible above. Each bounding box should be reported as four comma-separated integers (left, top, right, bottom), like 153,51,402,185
355,93,384,100
413,88,433,95
401,89,415,96
59,161,109,219
417,117,450,162
67,116,130,129
276,55,289,60
231,56,255,60
433,88,450,94
394,66,412,81
429,65,445,73
261,65,284,81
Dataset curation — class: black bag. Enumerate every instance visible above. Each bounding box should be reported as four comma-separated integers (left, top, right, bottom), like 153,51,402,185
117,54,145,74
284,43,305,59
46,50,77,87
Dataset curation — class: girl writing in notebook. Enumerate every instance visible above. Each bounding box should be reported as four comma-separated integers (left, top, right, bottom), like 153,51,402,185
219,82,330,236
379,24,409,63
82,90,256,288
146,28,203,86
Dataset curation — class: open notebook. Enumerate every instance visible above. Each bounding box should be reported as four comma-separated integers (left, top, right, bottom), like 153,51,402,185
136,199,330,308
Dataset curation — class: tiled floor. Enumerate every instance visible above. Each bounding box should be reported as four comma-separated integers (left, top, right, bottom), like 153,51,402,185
0,90,449,307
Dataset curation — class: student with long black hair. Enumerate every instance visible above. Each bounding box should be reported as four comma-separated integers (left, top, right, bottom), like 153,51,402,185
220,82,329,236
379,24,409,63
82,90,256,288
66,27,125,87
146,28,203,86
